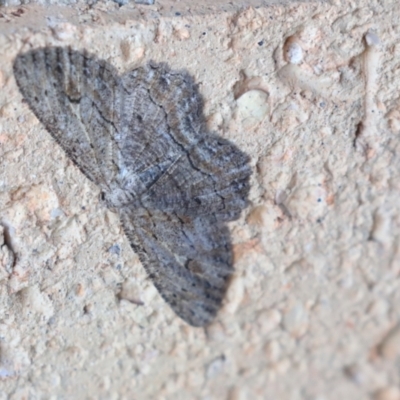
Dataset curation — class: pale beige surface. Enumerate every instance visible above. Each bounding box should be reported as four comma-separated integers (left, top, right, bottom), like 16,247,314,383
1,0,400,399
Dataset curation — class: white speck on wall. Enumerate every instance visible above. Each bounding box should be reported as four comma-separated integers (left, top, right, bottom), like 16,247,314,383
285,42,303,64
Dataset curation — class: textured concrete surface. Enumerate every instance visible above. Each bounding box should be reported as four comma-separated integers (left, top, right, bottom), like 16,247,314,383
1,0,400,399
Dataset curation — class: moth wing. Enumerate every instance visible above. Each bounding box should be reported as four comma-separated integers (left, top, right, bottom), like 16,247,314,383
140,134,251,220
13,46,122,187
119,63,251,217
113,63,207,194
120,207,233,327
118,61,205,156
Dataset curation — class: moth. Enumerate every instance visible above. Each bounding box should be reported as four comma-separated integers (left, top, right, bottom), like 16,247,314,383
13,47,251,326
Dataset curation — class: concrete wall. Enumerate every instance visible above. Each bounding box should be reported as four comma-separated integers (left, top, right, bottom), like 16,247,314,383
1,0,400,398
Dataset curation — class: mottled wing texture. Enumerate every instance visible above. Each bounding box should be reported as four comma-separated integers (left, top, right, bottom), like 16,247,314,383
120,208,233,326
13,46,251,326
13,47,120,190
115,62,251,216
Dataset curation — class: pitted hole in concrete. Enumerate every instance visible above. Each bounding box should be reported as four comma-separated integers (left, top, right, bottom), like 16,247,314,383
283,37,303,65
